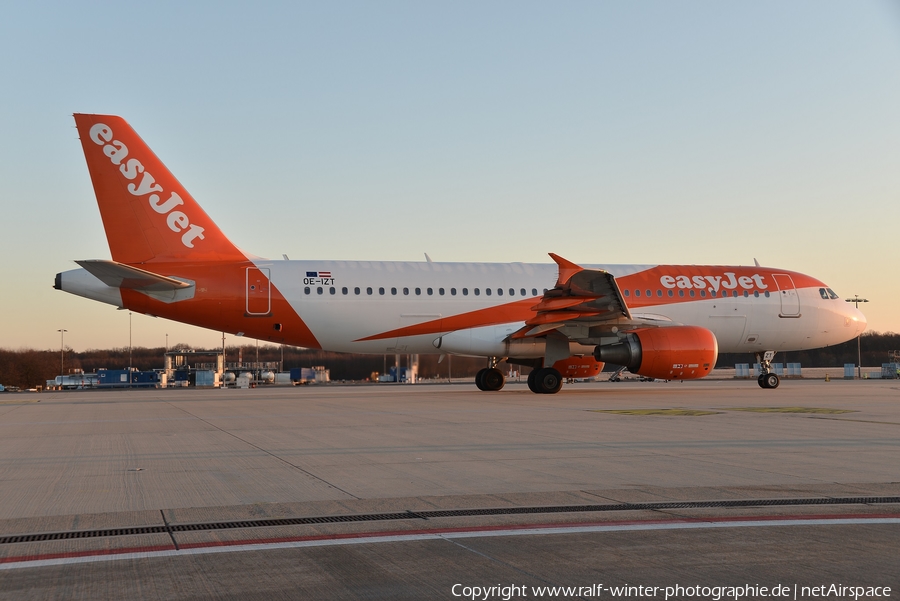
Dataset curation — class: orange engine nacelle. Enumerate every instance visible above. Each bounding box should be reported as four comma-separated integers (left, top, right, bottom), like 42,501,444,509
551,356,605,379
593,326,718,380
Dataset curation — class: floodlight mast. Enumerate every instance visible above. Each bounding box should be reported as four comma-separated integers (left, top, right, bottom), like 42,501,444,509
57,329,68,376
845,296,869,379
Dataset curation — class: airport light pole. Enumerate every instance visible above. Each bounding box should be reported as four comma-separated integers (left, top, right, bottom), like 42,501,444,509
57,329,67,376
845,295,868,379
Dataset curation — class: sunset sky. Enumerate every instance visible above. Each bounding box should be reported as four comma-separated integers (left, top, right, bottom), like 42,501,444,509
1,1,898,352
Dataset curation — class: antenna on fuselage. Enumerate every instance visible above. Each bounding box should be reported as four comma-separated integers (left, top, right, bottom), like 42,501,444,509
425,253,433,263
753,258,760,267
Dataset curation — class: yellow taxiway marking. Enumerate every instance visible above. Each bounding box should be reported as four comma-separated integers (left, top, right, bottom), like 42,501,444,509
720,407,855,414
588,408,720,416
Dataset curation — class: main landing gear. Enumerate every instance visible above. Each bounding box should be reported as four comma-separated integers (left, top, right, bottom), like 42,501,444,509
527,367,562,394
756,351,780,389
475,358,505,391
474,358,564,394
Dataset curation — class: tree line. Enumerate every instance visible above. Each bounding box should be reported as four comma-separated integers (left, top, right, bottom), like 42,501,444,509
0,344,487,389
1,331,897,390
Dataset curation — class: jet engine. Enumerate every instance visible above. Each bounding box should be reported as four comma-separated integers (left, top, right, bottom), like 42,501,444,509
593,326,718,380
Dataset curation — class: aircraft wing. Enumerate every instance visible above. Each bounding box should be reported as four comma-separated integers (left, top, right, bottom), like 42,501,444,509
75,260,193,293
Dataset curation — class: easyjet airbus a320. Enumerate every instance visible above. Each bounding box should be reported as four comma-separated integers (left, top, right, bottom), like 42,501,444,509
55,114,867,393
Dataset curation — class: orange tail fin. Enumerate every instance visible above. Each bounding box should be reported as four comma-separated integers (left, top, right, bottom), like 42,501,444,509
74,114,245,264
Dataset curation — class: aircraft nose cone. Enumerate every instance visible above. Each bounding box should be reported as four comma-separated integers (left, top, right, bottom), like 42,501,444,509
855,310,868,336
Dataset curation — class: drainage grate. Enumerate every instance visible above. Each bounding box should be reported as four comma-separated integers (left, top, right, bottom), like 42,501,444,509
168,512,410,533
1,496,897,545
0,526,169,545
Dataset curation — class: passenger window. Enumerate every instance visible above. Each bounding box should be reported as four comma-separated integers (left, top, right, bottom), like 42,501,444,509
700,290,706,298
367,287,373,295
379,287,385,295
668,290,673,297
656,290,662,297
342,287,348,295
439,288,445,295
624,290,631,297
475,288,481,296
415,288,421,295
497,288,503,296
754,291,760,298
304,286,310,294
732,290,738,297
679,290,684,297
532,289,538,296
391,287,397,295
451,288,457,295
509,288,515,296
520,288,526,296
689,290,695,297
764,291,770,297
634,290,640,297
485,288,491,296
427,288,433,295
463,288,469,296
354,287,360,295
317,287,323,295
330,287,336,295
403,287,409,295
743,290,749,297
646,289,651,297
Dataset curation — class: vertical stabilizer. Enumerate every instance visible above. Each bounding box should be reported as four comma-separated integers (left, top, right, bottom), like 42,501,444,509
73,114,245,264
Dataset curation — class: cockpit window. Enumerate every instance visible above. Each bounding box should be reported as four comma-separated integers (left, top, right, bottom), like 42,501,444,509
826,288,839,300
819,288,829,300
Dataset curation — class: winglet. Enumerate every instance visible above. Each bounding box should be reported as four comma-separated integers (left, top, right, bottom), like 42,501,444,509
549,253,583,286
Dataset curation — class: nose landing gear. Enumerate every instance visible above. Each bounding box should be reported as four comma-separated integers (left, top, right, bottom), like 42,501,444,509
756,351,780,389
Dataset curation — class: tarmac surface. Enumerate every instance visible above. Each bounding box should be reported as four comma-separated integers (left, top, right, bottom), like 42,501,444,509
0,379,898,599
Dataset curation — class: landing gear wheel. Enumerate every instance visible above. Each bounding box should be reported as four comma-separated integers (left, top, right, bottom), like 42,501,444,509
534,367,563,394
758,373,780,389
527,369,540,393
481,368,505,391
475,368,488,391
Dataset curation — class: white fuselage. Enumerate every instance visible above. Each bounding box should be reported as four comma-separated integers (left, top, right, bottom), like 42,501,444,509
252,259,867,355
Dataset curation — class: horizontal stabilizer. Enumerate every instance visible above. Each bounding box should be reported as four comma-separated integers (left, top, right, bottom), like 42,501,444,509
75,260,195,304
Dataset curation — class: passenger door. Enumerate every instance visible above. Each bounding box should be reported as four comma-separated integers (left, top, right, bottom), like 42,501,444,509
772,274,800,317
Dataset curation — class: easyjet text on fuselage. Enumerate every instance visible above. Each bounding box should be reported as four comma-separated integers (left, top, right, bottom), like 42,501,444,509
659,272,768,294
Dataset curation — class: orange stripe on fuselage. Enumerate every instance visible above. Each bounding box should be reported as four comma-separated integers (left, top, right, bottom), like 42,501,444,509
354,297,539,342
